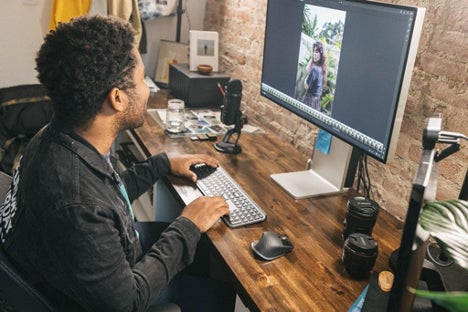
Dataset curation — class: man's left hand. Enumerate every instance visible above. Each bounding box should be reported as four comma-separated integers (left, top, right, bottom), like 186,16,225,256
168,154,219,182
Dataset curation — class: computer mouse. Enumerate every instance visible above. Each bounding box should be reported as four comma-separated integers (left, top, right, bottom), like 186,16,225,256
251,231,294,261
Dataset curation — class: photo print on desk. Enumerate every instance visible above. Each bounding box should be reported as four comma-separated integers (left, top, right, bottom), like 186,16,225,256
147,108,231,138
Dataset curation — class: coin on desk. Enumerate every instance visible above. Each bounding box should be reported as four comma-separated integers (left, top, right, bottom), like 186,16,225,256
378,271,394,292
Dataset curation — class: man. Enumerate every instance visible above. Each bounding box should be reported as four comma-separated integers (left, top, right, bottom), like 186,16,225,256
0,15,234,311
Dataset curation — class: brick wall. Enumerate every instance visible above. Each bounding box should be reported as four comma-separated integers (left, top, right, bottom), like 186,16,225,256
204,0,467,220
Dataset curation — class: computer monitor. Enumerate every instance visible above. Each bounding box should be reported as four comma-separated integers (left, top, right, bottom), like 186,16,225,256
261,0,425,198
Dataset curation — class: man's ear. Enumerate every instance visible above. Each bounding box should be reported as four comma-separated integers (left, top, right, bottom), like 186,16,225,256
107,87,127,112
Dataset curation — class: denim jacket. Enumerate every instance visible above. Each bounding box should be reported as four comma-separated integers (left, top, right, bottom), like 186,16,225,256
0,118,201,311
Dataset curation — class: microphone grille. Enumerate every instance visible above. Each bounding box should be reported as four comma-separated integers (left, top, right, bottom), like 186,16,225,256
226,79,242,94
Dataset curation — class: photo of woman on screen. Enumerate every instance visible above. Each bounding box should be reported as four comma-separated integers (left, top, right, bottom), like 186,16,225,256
294,4,345,115
303,41,327,110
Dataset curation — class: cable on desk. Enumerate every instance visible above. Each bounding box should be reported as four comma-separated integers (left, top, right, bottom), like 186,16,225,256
356,154,373,199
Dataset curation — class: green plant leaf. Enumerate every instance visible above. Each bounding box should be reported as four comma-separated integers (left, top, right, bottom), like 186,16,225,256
410,288,468,312
419,200,468,270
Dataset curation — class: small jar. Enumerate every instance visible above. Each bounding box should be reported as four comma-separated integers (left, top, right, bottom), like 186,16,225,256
342,233,378,279
343,197,380,240
165,99,185,134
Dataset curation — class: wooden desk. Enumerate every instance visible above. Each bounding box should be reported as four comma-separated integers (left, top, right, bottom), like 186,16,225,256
131,91,403,311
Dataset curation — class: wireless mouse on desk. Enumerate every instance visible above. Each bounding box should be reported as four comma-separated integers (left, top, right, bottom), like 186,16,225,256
251,231,294,261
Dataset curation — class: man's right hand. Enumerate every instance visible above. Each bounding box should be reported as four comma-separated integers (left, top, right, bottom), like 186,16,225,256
181,196,230,233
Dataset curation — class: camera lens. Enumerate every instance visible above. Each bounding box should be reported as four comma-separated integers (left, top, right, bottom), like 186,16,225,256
343,197,380,240
342,233,378,279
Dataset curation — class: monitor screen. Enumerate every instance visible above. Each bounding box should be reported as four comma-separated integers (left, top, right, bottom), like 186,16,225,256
261,0,425,163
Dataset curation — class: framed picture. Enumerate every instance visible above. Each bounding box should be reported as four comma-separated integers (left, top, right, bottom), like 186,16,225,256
154,40,189,86
189,30,219,72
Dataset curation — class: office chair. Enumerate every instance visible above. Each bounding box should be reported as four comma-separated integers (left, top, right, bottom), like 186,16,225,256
0,170,55,311
0,171,180,312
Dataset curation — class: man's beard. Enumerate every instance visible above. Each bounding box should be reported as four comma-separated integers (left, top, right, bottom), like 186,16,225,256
116,92,145,132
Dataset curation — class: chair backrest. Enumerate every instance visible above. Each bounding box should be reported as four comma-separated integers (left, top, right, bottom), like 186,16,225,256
0,171,10,201
0,171,55,311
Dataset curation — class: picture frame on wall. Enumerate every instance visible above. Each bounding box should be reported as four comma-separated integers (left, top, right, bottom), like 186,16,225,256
189,30,219,72
154,40,189,86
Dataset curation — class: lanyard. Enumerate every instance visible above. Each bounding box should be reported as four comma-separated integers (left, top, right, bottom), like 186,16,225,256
113,171,135,221
113,170,139,237
102,153,135,221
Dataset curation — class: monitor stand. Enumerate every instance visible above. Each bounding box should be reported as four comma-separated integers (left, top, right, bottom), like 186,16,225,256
271,136,354,199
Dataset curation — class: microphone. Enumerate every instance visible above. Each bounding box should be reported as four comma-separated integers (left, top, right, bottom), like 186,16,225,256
215,78,244,154
221,79,242,125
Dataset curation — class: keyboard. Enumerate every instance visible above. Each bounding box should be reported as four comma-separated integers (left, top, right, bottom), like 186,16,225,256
191,164,267,228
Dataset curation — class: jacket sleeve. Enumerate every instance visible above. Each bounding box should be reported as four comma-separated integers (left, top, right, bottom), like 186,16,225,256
41,205,200,312
133,217,201,302
120,153,171,202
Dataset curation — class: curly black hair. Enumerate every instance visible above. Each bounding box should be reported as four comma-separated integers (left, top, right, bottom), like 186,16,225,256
36,15,137,127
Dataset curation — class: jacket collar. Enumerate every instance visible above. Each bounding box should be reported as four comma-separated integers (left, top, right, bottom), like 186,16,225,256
48,117,115,178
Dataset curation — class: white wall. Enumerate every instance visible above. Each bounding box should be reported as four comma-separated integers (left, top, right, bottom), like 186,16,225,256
0,0,206,88
0,0,52,88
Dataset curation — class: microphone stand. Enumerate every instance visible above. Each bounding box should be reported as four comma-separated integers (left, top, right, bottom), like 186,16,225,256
175,0,183,42
214,110,244,154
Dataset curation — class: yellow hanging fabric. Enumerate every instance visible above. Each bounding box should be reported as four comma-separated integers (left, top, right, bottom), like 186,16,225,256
107,0,142,46
48,0,92,31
